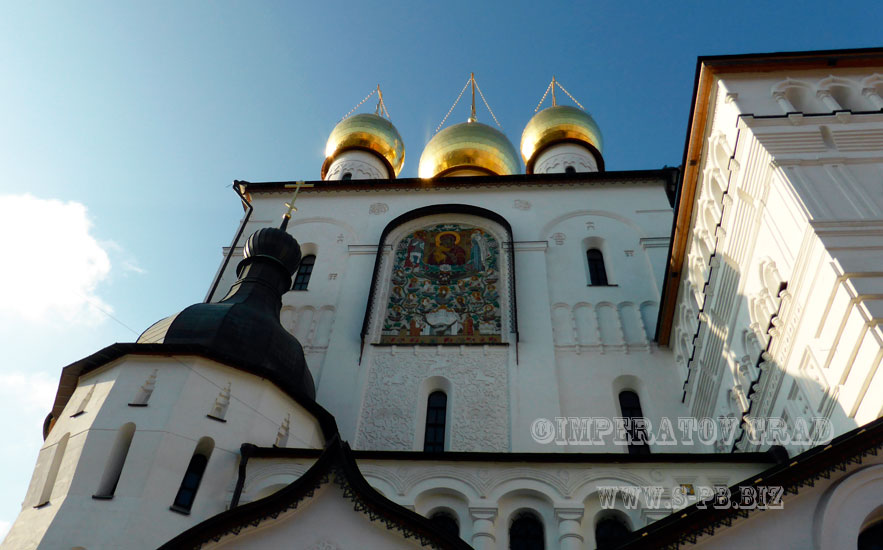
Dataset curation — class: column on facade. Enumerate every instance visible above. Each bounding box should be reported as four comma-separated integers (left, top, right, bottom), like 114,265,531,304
772,91,797,114
555,507,585,550
863,87,883,110
469,507,498,550
816,90,843,111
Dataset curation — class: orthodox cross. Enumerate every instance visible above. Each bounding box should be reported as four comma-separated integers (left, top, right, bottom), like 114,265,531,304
280,180,314,230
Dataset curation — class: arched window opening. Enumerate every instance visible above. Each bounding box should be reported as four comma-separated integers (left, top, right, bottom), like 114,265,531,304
619,391,649,455
595,515,631,549
509,511,544,550
171,437,214,514
565,165,576,174
587,249,608,286
94,423,136,499
291,255,315,291
342,172,353,180
859,519,883,550
430,510,460,537
423,391,447,452
35,433,70,507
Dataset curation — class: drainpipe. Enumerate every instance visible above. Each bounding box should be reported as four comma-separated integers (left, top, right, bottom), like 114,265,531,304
204,181,253,303
230,443,256,508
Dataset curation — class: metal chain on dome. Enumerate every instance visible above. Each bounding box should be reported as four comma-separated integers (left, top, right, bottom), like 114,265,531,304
474,79,502,128
533,77,586,112
556,80,585,110
434,77,472,134
375,85,391,119
533,80,555,112
341,87,379,121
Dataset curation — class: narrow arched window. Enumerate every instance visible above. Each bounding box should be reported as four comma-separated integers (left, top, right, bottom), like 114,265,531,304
430,510,459,537
171,437,214,514
342,172,353,180
565,165,576,174
94,423,135,498
619,391,649,455
291,255,315,291
35,433,70,507
509,511,544,550
595,515,631,549
587,249,608,286
423,391,447,452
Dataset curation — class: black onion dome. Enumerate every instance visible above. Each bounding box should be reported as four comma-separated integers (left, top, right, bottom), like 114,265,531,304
242,227,302,278
137,227,315,399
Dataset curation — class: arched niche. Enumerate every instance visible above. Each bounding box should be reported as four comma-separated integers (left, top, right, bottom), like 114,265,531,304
771,79,826,113
818,75,868,111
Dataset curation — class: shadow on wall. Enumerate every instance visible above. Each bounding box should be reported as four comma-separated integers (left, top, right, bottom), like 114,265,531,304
674,249,857,456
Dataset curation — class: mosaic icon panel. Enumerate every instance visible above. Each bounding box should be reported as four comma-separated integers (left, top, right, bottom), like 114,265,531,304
381,223,502,344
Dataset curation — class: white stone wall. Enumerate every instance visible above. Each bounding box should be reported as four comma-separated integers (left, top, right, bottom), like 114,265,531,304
687,452,883,549
1,356,324,550
208,483,428,550
670,67,883,455
324,149,390,180
533,143,599,174
220,178,686,452
238,456,770,550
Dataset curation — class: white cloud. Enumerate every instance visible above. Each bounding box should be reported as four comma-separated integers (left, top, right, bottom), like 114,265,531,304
101,239,146,275
0,371,58,415
0,195,112,324
121,259,146,275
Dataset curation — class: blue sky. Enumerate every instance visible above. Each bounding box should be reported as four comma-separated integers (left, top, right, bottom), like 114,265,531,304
1,0,880,538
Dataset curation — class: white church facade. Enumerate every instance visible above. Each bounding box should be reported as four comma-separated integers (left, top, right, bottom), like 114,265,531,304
4,48,883,550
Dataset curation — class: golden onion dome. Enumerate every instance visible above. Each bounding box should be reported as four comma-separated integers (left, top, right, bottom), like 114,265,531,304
418,120,520,178
321,113,405,179
520,105,604,173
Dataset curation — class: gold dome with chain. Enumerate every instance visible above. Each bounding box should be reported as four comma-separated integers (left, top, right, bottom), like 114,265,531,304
321,113,405,179
520,78,604,173
418,73,520,178
419,119,520,178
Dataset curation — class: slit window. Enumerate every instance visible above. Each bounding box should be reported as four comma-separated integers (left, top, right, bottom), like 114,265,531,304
423,391,447,452
619,391,650,455
291,255,315,291
565,165,576,174
342,172,353,180
94,423,135,498
509,512,544,550
587,249,608,286
171,437,214,513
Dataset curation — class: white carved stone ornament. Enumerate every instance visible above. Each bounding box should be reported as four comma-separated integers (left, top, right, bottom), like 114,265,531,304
535,151,599,174
369,202,389,215
208,382,232,420
131,369,158,406
356,350,509,452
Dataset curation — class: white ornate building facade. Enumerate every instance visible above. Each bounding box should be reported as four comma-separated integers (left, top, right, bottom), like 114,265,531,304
4,48,883,550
